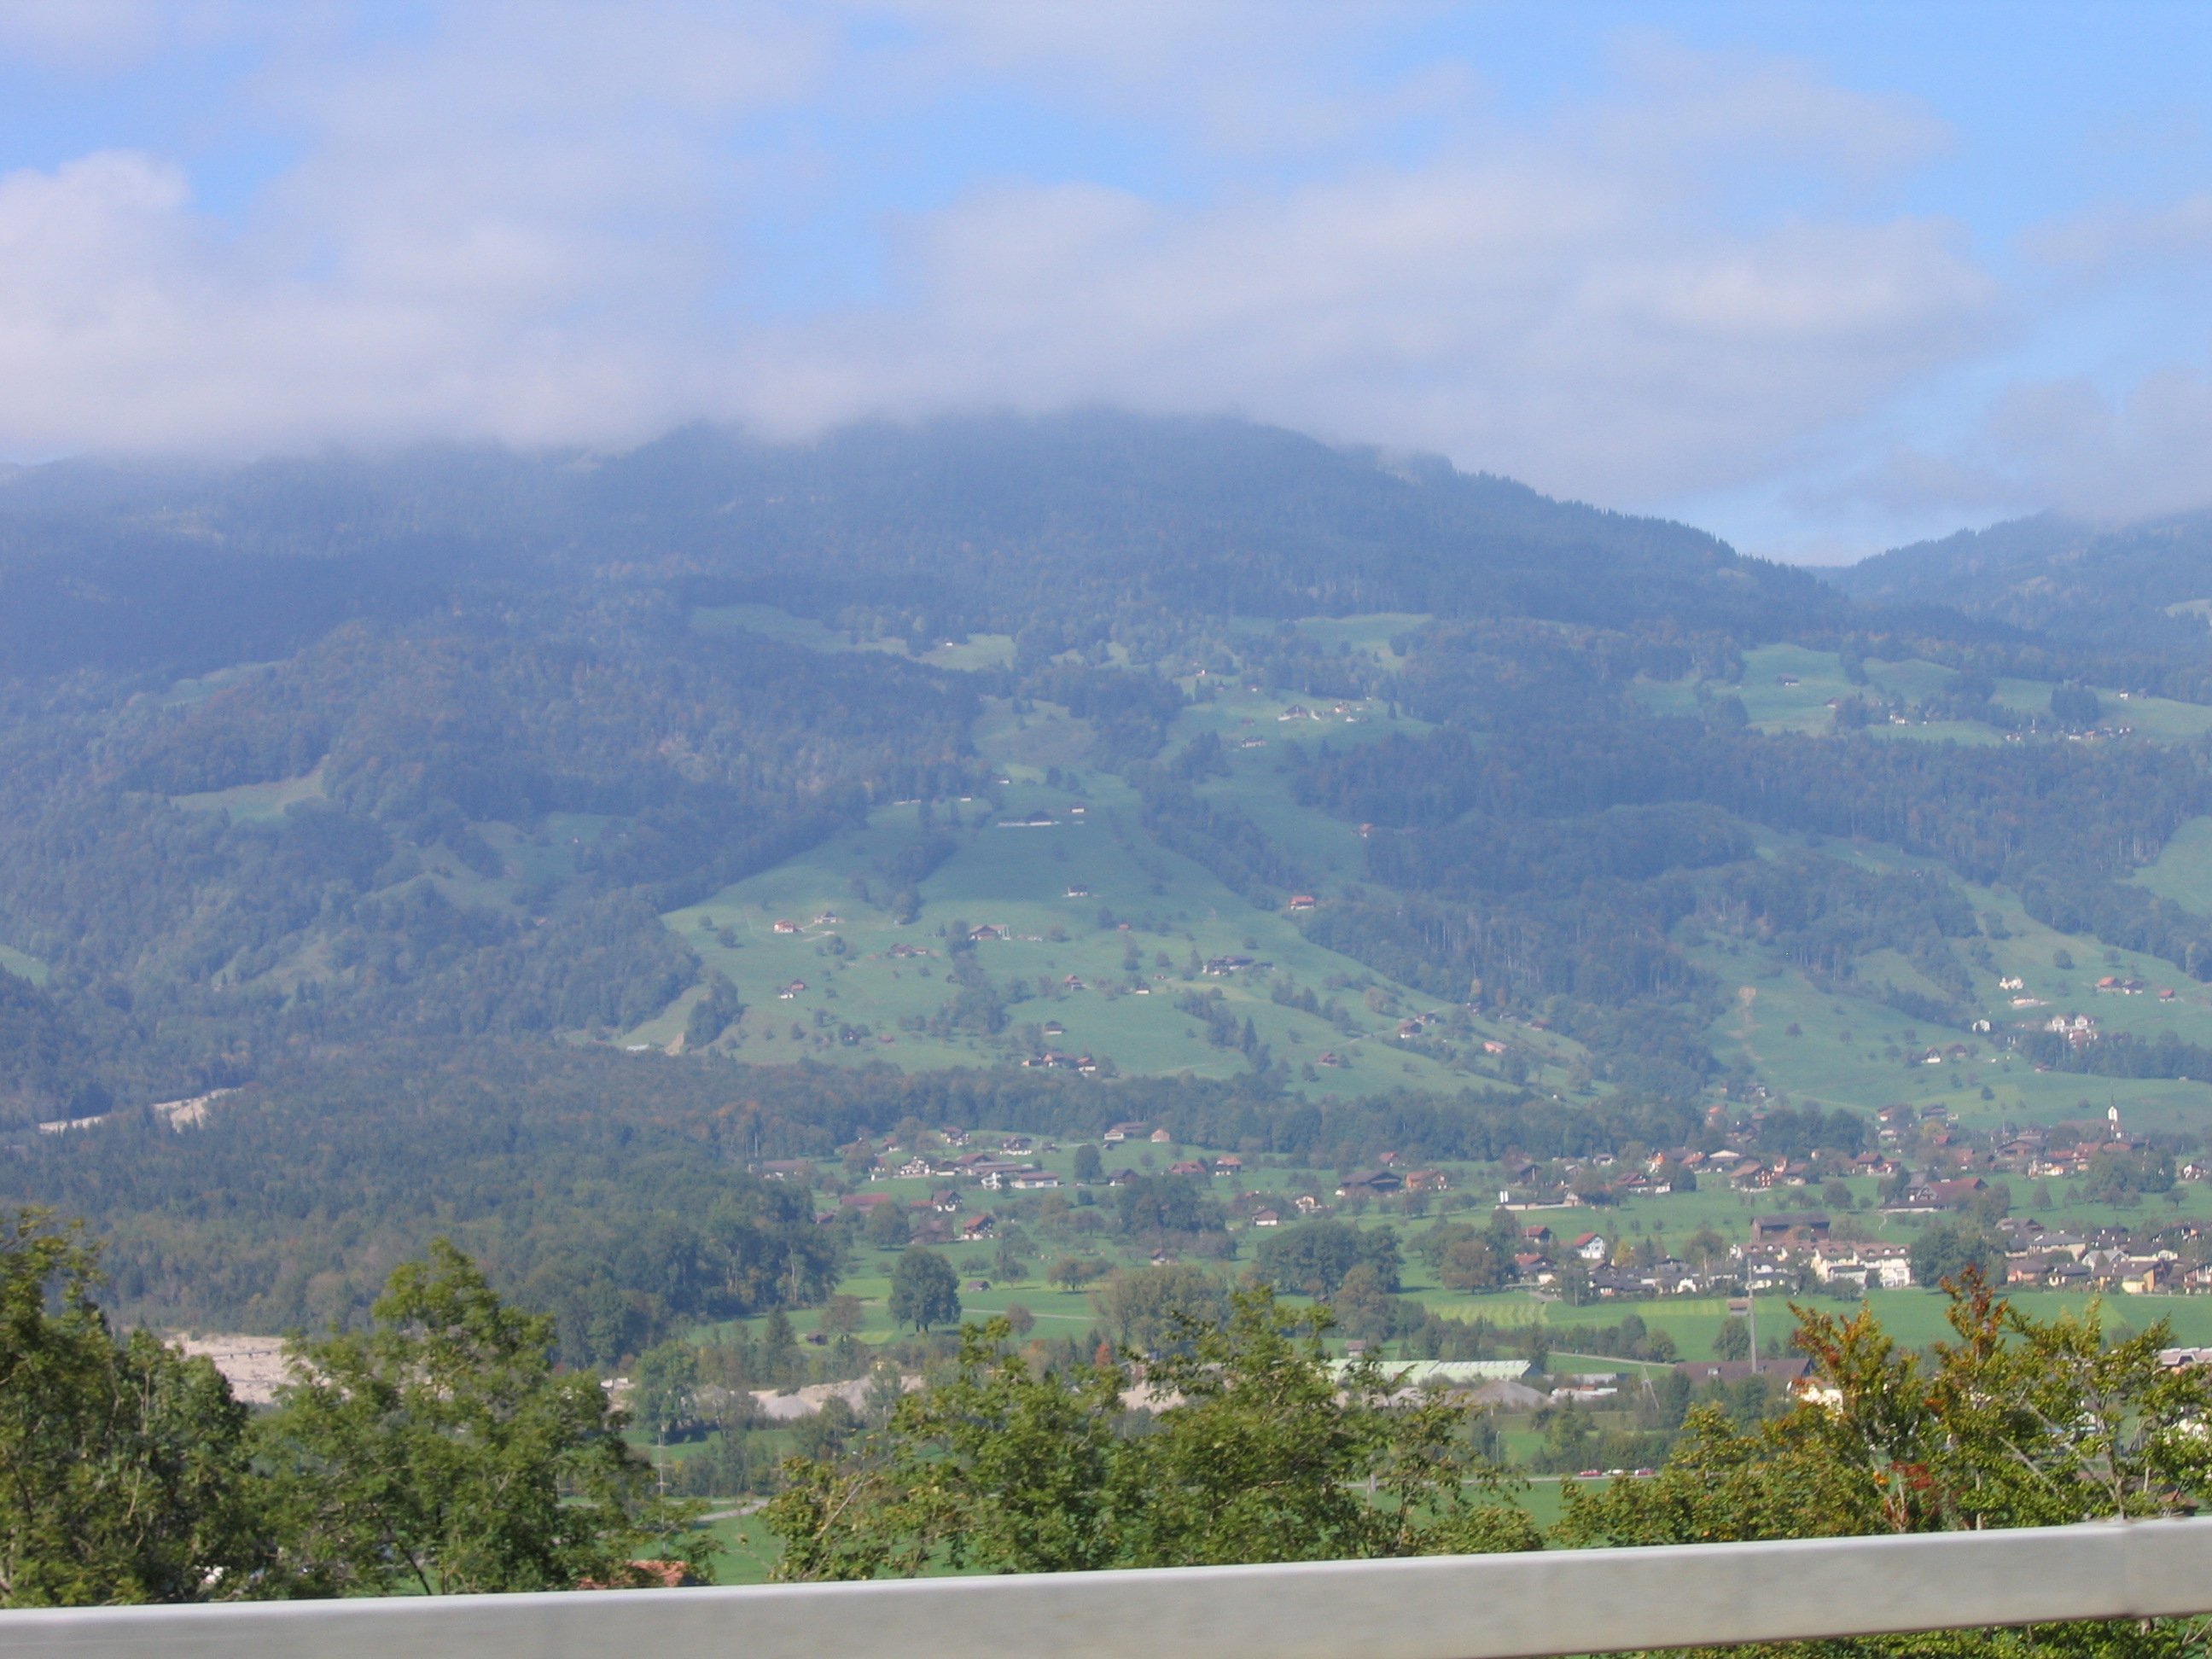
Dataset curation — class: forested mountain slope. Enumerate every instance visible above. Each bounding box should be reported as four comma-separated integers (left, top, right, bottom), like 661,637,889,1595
1830,508,2212,688
9,413,2212,1334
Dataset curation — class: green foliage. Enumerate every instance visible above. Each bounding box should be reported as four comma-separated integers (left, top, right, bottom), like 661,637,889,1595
1253,1219,1404,1296
888,1249,960,1332
254,1238,713,1595
1909,1221,2008,1292
1089,1265,1228,1354
761,1291,1538,1579
0,1210,266,1607
1557,1276,2212,1659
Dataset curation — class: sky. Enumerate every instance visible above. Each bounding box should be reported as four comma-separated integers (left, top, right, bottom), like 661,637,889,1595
1,3,2209,563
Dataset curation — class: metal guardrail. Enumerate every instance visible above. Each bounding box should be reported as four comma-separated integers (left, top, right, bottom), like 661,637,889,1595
4,1518,2211,1659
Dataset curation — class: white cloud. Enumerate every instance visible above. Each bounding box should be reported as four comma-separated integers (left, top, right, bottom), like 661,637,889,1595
0,6,2005,507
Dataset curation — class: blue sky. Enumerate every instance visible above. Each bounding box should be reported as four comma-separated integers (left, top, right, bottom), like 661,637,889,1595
1,2,2209,563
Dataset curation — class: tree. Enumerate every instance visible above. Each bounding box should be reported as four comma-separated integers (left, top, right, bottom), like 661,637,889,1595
888,1249,960,1332
1712,1316,1750,1360
865,1202,911,1249
761,1291,1538,1580
255,1237,712,1595
632,1338,700,1443
1003,1303,1036,1336
820,1294,865,1337
1091,1264,1227,1353
1073,1144,1103,1183
1910,1220,2005,1291
0,1210,267,1607
1564,1272,2212,1539
1439,1236,1504,1291
1253,1220,1401,1296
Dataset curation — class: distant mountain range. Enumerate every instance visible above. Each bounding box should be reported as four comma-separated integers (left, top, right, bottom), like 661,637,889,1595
1827,508,2212,663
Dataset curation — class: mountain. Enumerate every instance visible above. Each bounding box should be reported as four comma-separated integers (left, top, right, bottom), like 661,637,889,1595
0,413,1849,684
9,411,2212,1337
1828,508,2212,678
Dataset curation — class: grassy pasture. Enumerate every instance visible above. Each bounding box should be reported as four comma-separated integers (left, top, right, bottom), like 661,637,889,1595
169,765,327,823
634,656,1575,1091
0,944,48,984
690,603,1016,671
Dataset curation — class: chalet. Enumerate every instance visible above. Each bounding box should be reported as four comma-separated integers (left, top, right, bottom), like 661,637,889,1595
1522,1225,1555,1246
1294,1194,1325,1214
1337,1169,1405,1196
1673,1357,1815,1385
1288,894,1318,911
969,924,1007,941
1008,1169,1062,1190
1404,1168,1448,1193
772,920,799,934
1168,1161,1208,1177
895,1156,934,1179
1252,1209,1282,1227
929,1189,961,1213
1103,1122,1145,1144
1750,1212,1831,1243
1928,1177,1988,1208
1150,1128,1174,1143
1512,1253,1554,1284
960,1215,995,1239
1213,1154,1244,1174
1064,885,1091,898
1042,1022,1065,1037
1571,1232,1609,1263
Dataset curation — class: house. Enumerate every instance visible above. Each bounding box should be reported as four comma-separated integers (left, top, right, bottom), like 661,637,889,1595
841,1193,895,1211
1009,1169,1062,1190
1150,1128,1173,1144
1405,1168,1448,1193
895,1157,934,1179
1750,1212,1831,1244
772,920,799,934
1928,1177,1988,1208
1572,1232,1609,1263
1522,1225,1555,1246
1168,1161,1208,1177
1294,1194,1324,1214
756,1160,814,1180
1337,1169,1405,1196
1213,1154,1244,1174
1252,1209,1282,1227
1288,894,1318,911
960,1214,995,1239
929,1189,961,1213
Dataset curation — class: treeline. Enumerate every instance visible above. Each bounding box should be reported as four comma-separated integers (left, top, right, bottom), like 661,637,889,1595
3,1040,1720,1343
